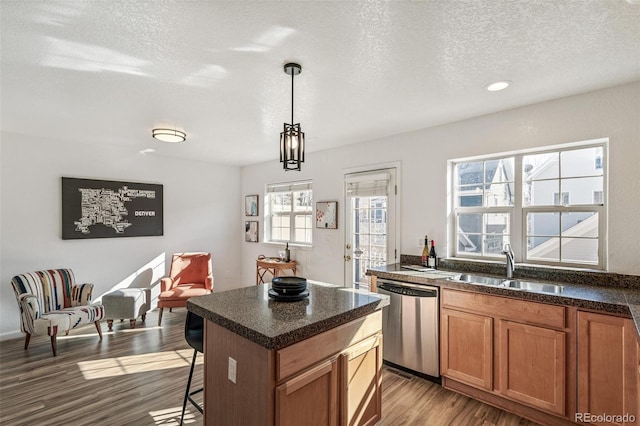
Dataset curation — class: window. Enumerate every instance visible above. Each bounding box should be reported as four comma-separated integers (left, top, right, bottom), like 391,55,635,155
265,180,312,244
454,158,514,257
452,142,606,269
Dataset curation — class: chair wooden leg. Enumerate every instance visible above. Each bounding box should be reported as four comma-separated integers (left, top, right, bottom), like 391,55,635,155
65,330,70,336
130,319,136,329
169,308,173,313
51,335,57,357
141,313,146,322
94,321,103,339
158,308,164,326
107,320,114,331
24,333,31,350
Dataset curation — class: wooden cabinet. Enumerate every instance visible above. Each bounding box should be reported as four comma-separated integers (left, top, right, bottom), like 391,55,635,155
204,310,383,426
275,333,382,426
498,320,566,415
339,334,382,426
276,358,339,426
441,308,493,390
441,288,570,420
577,311,638,426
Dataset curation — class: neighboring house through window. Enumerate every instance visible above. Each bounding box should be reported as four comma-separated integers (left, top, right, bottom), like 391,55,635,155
452,141,606,269
265,180,313,245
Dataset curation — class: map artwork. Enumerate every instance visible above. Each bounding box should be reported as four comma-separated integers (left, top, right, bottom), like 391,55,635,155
62,177,163,239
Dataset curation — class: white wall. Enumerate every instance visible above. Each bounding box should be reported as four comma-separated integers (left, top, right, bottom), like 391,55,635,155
241,82,640,285
0,132,242,339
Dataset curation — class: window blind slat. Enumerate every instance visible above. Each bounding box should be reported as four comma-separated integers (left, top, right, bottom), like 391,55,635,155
345,172,391,197
266,180,312,193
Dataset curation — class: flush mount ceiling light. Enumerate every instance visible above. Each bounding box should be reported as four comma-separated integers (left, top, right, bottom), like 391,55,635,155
280,62,305,171
485,80,511,92
152,128,186,143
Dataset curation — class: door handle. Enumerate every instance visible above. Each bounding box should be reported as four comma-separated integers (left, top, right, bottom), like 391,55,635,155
344,255,351,261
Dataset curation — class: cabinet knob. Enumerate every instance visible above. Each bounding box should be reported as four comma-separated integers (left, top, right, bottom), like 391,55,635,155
344,255,351,261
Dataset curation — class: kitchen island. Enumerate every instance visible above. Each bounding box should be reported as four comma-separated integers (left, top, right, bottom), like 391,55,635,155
187,281,390,426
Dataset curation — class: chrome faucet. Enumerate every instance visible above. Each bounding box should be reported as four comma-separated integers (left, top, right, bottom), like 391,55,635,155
502,243,515,279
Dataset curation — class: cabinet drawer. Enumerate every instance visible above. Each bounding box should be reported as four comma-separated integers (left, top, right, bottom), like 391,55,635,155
442,288,565,329
276,310,382,382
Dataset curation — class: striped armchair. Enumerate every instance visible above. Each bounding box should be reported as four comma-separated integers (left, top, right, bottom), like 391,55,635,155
11,269,105,356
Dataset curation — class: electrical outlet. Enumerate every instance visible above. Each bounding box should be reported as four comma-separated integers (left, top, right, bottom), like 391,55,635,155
228,357,237,383
417,237,423,247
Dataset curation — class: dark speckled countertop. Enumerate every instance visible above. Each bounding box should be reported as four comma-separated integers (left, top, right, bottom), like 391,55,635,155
187,281,390,350
368,262,640,338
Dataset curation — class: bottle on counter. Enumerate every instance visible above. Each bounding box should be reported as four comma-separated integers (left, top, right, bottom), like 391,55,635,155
428,240,437,269
285,242,291,262
421,235,429,266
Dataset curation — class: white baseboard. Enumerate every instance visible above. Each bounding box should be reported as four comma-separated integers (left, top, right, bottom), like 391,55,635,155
0,329,23,341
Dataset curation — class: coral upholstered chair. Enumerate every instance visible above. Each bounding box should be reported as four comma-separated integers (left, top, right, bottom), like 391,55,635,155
158,253,213,325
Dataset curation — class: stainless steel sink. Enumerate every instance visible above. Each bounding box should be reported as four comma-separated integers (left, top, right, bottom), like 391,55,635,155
450,274,506,286
502,279,564,294
449,274,564,294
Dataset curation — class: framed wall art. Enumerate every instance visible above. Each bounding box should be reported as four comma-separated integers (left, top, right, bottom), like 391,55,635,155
61,177,163,240
245,195,258,216
316,201,338,229
245,221,259,242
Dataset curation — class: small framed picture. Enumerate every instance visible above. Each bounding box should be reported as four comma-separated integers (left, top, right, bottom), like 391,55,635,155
245,195,258,216
316,201,338,229
245,221,258,242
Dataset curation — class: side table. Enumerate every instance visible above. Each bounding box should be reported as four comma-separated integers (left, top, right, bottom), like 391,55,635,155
256,258,297,285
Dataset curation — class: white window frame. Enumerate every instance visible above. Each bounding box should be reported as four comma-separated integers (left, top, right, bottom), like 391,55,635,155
265,180,313,245
451,139,607,270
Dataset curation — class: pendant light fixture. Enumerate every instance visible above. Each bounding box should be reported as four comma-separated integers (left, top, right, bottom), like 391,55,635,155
280,62,305,171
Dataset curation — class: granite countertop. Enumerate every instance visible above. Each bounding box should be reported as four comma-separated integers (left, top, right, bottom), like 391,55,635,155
368,263,640,336
187,281,390,350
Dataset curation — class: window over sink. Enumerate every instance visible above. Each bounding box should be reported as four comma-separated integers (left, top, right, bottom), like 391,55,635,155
451,139,606,269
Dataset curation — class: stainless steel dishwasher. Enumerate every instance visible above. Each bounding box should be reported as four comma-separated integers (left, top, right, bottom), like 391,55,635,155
377,278,439,378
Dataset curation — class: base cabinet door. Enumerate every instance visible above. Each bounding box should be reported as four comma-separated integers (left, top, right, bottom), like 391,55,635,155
441,308,493,390
340,334,382,426
498,320,566,416
276,358,339,426
577,311,638,426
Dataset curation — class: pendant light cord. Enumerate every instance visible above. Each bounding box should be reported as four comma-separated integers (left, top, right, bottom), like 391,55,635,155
291,69,295,125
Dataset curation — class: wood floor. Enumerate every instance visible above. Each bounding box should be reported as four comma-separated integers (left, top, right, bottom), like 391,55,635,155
0,310,538,426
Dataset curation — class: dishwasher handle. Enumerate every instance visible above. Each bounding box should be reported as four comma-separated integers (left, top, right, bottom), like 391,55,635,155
378,282,438,298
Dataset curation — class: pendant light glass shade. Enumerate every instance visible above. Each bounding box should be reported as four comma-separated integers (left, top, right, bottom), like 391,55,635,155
280,123,305,171
280,63,305,171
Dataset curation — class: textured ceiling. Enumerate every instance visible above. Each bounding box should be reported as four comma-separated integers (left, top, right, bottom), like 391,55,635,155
1,1,639,166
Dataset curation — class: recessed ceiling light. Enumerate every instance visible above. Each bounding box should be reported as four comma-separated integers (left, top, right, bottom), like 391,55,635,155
152,128,186,143
485,81,511,92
